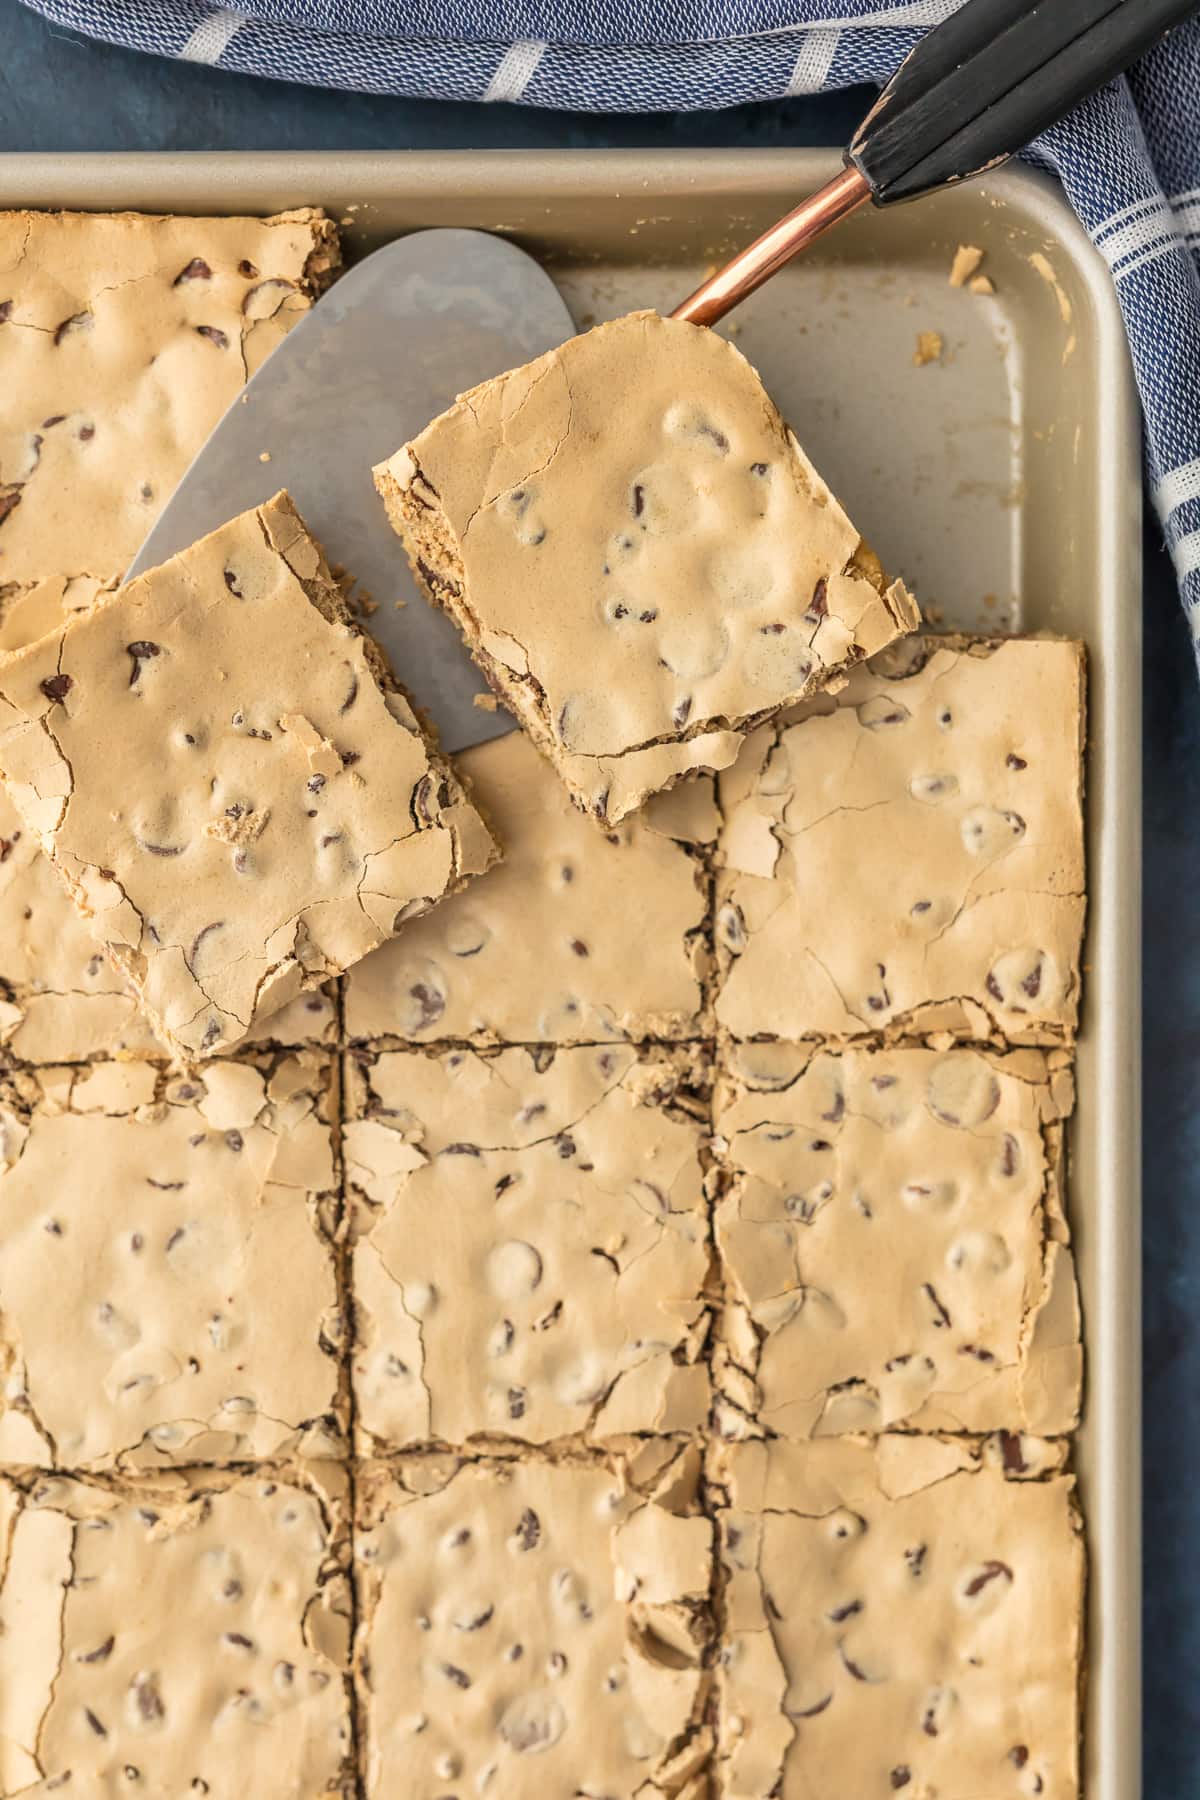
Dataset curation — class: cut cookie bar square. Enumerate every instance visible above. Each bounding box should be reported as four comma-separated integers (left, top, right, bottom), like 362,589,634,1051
0,782,336,1061
0,1464,353,1797
0,1053,345,1470
714,1434,1082,1800
345,727,714,1044
375,310,917,825
346,1043,712,1449
713,1043,1081,1439
715,636,1086,1044
0,207,339,600
355,1446,712,1799
0,492,496,1059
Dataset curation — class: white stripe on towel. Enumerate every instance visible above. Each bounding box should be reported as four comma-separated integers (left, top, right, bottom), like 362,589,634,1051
179,7,244,63
484,39,546,103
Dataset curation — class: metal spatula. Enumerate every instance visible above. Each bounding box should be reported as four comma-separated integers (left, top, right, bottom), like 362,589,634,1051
127,228,575,753
132,0,1195,756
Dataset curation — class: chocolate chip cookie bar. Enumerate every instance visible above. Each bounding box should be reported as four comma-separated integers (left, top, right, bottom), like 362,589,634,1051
715,636,1086,1044
346,1044,711,1449
0,492,497,1059
0,1054,345,1470
345,727,714,1044
713,1043,1081,1440
0,207,339,615
0,1465,353,1797
375,310,918,825
714,1434,1082,1800
0,781,337,1062
354,1447,712,1798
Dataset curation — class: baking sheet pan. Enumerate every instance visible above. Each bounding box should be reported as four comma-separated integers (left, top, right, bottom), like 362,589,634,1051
0,148,1142,1797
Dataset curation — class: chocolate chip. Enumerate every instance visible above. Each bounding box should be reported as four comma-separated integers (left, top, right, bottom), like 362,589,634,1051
195,325,229,349
85,1708,108,1737
53,311,92,345
631,483,645,517
78,423,95,442
223,568,243,596
904,1544,927,1577
826,1598,862,1622
507,1387,527,1419
672,695,693,729
890,1769,911,1790
998,1431,1028,1473
442,1663,471,1688
804,578,828,624
189,922,224,964
126,640,161,686
40,673,73,704
339,670,359,714
79,1635,115,1663
174,258,212,284
964,1559,1013,1597
0,301,10,323
1006,752,1028,770
1009,1745,1029,1768
923,1283,952,1329
515,1507,541,1551
238,259,259,278
750,461,769,476
223,1632,255,1650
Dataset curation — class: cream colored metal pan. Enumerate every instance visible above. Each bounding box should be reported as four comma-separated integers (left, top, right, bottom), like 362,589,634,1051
0,148,1142,1798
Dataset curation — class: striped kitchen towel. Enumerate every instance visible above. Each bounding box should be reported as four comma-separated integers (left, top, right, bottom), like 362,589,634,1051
20,0,1200,660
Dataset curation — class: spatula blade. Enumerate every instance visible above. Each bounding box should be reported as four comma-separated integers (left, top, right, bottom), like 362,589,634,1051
127,227,576,752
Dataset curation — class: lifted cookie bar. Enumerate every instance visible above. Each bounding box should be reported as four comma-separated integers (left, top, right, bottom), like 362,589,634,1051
346,1043,712,1450
713,1042,1081,1440
375,310,917,825
355,1447,712,1799
713,1433,1082,1800
0,1463,353,1798
715,635,1086,1045
0,207,339,598
0,1053,345,1471
0,492,497,1060
345,728,714,1045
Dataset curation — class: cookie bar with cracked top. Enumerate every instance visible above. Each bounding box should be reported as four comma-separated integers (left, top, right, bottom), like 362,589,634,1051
345,726,714,1044
714,1433,1082,1800
0,492,497,1059
0,781,336,1062
0,1464,353,1797
0,1053,345,1470
355,1448,713,1799
375,310,918,824
346,1043,711,1449
0,207,339,607
715,636,1086,1044
713,1042,1081,1439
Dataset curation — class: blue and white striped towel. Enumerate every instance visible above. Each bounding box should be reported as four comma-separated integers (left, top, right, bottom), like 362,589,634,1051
21,0,1200,663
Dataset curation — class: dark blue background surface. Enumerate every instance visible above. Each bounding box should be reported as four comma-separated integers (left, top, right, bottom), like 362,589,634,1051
1,2,1195,1786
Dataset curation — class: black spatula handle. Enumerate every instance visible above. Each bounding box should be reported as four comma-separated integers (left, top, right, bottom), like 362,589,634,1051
851,0,1198,205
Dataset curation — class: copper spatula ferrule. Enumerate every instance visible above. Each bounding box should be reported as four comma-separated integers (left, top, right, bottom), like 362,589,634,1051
670,164,871,329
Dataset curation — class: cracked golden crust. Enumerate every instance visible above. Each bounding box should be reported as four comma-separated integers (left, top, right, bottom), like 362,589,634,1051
354,1450,713,1799
346,1043,712,1451
712,1042,1081,1440
0,493,497,1059
0,207,340,600
375,310,917,825
0,1053,347,1471
714,635,1087,1045
0,777,337,1062
712,1434,1083,1800
0,1463,353,1797
345,727,715,1044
